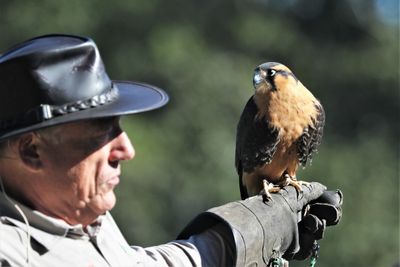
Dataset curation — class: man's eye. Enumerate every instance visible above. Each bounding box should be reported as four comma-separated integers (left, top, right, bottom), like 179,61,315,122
72,134,108,153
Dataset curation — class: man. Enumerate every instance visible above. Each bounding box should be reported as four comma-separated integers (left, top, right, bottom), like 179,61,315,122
0,34,342,266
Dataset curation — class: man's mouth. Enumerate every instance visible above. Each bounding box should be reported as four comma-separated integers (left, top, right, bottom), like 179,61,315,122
98,174,120,188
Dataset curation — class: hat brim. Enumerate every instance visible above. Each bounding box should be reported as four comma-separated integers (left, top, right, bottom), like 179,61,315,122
0,81,169,141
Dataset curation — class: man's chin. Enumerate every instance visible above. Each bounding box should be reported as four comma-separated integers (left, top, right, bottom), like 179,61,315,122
88,191,117,215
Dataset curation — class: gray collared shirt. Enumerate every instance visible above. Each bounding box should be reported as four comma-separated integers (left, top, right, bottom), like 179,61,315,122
0,192,233,267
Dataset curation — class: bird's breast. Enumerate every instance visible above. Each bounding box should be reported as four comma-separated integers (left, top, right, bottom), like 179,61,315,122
255,87,319,144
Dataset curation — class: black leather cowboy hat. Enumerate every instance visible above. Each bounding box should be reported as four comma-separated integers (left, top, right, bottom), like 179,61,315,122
0,34,169,141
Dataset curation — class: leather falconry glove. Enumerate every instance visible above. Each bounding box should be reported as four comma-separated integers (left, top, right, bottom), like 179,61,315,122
178,182,343,266
292,189,343,261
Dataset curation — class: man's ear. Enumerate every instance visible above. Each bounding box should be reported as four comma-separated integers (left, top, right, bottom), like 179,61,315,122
18,133,42,170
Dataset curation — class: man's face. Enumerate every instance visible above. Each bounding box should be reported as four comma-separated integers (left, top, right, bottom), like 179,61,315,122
35,116,134,225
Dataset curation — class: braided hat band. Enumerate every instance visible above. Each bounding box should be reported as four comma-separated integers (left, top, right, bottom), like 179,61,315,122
0,86,118,133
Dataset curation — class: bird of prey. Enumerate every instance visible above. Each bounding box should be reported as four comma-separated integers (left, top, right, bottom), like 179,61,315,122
235,62,325,200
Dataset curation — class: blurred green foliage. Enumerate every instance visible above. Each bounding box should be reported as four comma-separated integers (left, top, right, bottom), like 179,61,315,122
1,0,398,266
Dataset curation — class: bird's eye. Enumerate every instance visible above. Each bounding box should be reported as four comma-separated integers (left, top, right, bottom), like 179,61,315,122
267,69,276,77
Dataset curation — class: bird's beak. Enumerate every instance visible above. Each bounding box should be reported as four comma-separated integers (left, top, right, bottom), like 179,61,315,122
253,69,266,89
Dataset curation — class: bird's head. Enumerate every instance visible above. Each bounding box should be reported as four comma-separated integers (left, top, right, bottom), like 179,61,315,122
253,62,298,94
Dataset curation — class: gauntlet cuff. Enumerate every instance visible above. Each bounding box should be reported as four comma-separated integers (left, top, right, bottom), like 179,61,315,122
178,195,299,266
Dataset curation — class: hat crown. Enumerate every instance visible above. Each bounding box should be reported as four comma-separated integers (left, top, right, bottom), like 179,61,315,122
0,34,112,120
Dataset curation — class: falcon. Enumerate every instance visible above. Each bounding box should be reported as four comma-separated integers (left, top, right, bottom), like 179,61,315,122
235,62,325,200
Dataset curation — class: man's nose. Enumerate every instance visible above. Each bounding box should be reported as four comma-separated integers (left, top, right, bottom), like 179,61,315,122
109,131,135,162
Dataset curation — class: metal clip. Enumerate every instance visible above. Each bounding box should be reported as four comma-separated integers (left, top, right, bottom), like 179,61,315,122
40,104,53,120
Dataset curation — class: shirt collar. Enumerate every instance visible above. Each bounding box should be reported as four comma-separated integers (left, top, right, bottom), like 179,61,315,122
0,190,72,236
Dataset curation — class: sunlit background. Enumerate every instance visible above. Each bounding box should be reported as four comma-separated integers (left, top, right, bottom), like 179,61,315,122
1,0,398,266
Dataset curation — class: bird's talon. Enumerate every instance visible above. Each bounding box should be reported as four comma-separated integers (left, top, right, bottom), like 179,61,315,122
260,189,274,202
262,193,273,202
260,179,282,202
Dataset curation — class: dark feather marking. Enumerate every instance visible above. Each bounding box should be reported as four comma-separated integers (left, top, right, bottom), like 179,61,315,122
235,96,280,199
266,72,277,91
296,103,325,166
277,70,298,82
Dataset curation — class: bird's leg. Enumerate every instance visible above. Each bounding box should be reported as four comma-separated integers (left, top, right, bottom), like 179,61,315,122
260,179,281,202
282,173,310,193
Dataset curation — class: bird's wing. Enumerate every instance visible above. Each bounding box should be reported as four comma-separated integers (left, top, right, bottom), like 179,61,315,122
296,103,325,166
235,96,280,199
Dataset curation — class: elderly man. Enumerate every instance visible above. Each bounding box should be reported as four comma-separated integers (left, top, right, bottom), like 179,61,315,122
0,35,342,267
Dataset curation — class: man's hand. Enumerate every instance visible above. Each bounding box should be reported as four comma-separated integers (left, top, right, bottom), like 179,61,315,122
292,189,343,260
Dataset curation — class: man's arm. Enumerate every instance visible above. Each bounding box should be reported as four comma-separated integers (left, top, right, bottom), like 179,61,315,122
131,183,342,266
